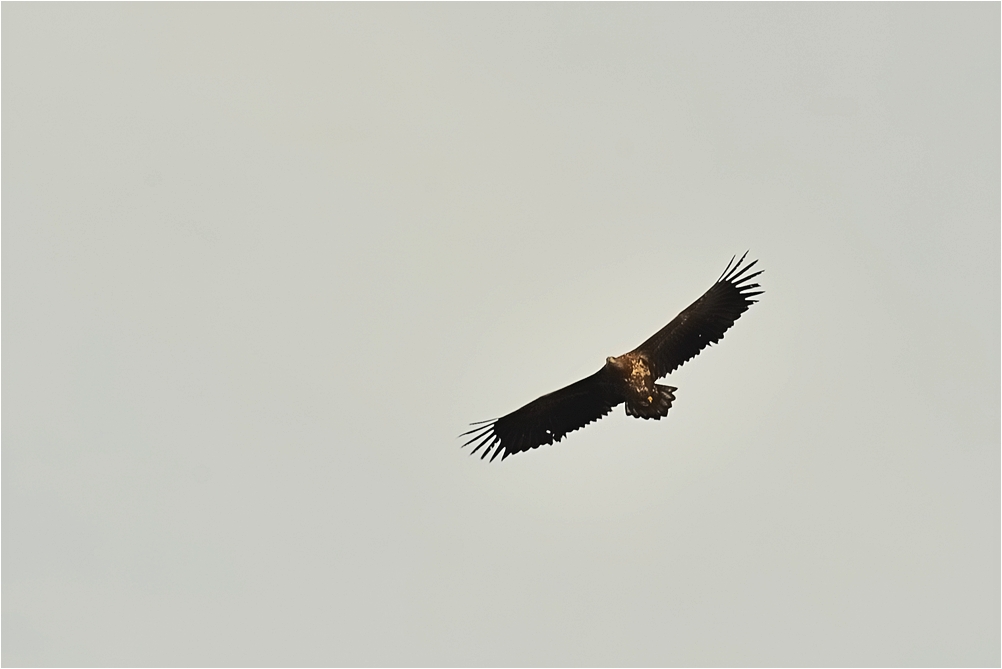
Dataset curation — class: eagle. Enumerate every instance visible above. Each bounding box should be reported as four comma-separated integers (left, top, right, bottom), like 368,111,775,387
461,252,763,461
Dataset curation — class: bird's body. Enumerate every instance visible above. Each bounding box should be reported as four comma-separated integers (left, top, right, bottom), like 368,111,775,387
605,353,676,420
462,253,763,461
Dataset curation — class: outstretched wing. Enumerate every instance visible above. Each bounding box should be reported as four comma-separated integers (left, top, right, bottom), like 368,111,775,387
634,252,763,379
461,368,621,461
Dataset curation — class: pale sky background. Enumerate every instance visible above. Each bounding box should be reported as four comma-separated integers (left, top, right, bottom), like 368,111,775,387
3,3,999,666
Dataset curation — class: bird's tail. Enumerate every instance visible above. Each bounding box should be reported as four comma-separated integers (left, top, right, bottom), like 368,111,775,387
624,384,676,420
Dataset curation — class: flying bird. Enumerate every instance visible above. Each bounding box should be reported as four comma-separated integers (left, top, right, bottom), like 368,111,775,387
461,252,763,461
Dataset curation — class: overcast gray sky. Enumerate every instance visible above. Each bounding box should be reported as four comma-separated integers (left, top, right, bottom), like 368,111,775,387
3,3,999,666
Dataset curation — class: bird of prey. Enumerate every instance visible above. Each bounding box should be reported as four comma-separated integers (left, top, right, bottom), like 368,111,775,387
461,252,763,461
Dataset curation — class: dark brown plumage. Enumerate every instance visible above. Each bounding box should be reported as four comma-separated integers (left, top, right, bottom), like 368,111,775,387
461,253,763,461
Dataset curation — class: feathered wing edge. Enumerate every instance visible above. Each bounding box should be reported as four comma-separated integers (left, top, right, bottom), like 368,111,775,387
459,369,618,462
718,251,764,315
717,251,765,292
459,419,503,461
634,251,764,379
459,406,615,462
